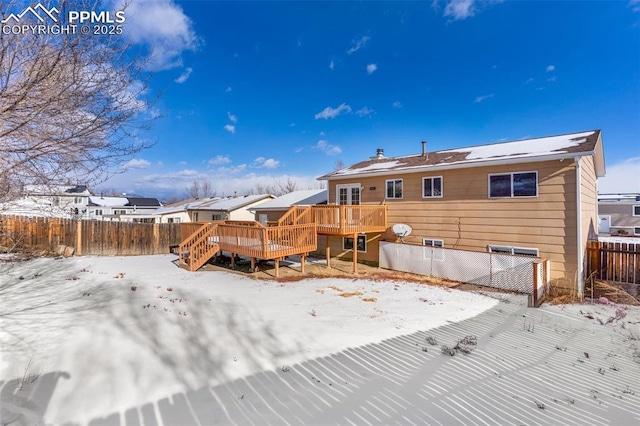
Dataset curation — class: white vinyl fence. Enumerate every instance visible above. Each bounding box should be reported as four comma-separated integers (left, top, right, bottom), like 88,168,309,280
380,242,549,301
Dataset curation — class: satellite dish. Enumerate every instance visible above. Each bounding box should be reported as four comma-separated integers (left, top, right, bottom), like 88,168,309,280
392,223,413,240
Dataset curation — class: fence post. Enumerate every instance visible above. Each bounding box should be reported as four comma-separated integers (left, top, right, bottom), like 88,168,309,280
153,223,160,254
75,220,82,256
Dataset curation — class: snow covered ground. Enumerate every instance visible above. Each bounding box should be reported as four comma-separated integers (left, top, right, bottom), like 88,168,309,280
0,254,497,425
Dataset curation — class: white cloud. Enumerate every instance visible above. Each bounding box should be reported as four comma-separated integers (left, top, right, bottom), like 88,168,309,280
329,60,335,70
366,63,378,74
598,157,640,193
225,86,232,92
547,76,557,82
224,124,235,134
434,0,503,21
630,0,640,12
392,101,403,109
356,106,375,117
262,159,280,169
149,108,162,119
546,64,555,72
119,0,199,70
346,36,370,55
208,155,231,166
227,112,238,123
314,103,352,120
525,77,534,84
294,147,304,153
122,158,151,170
174,67,192,83
316,140,342,155
474,93,494,103
254,157,266,163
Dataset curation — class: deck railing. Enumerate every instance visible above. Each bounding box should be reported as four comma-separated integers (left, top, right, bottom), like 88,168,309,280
179,222,220,271
276,206,314,226
311,204,387,235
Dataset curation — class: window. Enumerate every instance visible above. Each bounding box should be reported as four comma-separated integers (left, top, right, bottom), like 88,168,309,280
213,214,226,220
94,209,102,216
635,227,640,236
52,197,60,206
114,209,126,215
74,197,82,204
633,205,640,216
489,172,537,198
386,179,403,199
193,212,199,222
343,234,367,252
422,177,443,198
168,217,181,223
423,238,444,261
488,245,539,257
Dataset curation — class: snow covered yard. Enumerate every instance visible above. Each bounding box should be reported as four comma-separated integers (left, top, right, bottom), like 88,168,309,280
0,254,497,425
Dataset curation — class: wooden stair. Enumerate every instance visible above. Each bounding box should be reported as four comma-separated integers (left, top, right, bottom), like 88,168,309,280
178,222,220,271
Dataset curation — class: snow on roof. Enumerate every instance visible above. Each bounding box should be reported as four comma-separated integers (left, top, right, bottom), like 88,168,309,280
0,198,73,218
598,193,640,202
23,184,91,196
199,194,274,211
89,196,129,207
252,189,328,211
321,130,601,179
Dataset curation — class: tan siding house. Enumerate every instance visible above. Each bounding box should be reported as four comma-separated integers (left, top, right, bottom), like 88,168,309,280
598,194,640,236
318,130,605,295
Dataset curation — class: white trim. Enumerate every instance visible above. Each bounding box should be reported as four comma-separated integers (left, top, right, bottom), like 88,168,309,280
575,157,583,297
385,178,403,199
598,215,611,233
488,171,538,198
422,176,443,198
320,151,597,181
423,238,444,261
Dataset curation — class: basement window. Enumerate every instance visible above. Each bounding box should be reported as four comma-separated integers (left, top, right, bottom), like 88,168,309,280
488,245,539,257
423,238,444,261
489,172,537,198
343,234,367,252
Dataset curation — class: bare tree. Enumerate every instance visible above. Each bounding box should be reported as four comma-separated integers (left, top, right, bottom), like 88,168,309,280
0,1,153,205
185,179,216,199
275,178,298,195
334,159,345,171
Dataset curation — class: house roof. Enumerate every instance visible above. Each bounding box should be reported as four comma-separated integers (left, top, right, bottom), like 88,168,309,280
251,189,328,211
319,130,605,180
598,193,640,203
23,184,92,196
88,196,129,207
124,197,162,207
196,194,274,212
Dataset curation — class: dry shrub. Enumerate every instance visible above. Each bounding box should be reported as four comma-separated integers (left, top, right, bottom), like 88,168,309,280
591,280,639,306
339,292,364,298
362,297,377,302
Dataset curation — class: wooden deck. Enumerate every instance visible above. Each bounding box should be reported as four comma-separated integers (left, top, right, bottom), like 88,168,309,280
311,204,387,235
178,204,387,273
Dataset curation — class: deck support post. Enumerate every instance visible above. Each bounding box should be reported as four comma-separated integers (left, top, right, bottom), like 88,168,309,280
231,253,235,267
352,232,358,273
326,236,331,269
301,254,306,274
251,257,255,272
275,258,279,278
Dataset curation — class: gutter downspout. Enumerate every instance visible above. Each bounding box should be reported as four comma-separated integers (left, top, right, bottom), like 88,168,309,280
575,157,583,298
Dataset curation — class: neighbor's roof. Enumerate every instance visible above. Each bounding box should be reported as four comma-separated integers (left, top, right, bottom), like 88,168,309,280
23,184,92,196
124,197,162,207
251,189,328,211
199,194,275,212
320,130,605,180
598,193,640,203
88,196,129,207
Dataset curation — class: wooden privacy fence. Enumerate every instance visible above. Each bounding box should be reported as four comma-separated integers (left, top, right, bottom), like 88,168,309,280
587,240,640,284
0,215,181,256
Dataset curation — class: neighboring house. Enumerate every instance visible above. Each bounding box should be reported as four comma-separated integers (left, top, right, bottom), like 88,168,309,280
88,196,162,221
318,130,605,294
145,194,275,223
598,193,640,236
250,189,328,225
22,184,92,213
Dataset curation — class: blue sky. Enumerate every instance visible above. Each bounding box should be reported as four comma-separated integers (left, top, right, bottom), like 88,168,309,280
103,0,640,199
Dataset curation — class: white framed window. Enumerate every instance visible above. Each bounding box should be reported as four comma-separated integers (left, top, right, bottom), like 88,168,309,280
336,184,361,205
168,217,181,223
633,205,640,216
258,214,268,226
423,238,444,261
488,245,539,257
489,171,538,198
422,177,443,198
94,209,102,216
343,234,367,252
114,209,126,215
74,197,82,204
213,214,226,220
386,179,403,199
635,227,640,236
193,212,199,222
